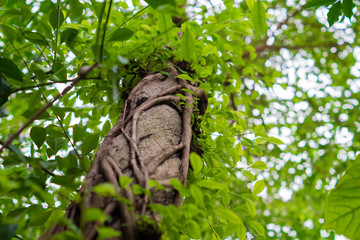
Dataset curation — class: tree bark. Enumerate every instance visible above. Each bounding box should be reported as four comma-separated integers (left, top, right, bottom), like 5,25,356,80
41,64,207,240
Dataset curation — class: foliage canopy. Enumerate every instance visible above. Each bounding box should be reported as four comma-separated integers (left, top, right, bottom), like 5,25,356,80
0,0,360,239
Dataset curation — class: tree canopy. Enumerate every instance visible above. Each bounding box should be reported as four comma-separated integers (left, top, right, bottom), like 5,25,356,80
0,0,360,239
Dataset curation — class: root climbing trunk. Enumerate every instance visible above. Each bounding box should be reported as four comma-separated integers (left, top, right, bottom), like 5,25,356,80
42,64,207,240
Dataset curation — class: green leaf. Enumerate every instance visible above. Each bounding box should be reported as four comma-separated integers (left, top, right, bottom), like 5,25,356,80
215,208,242,223
90,0,102,18
49,8,65,29
60,28,79,47
243,170,255,181
108,28,134,42
0,224,17,240
248,220,265,236
46,137,67,152
266,136,284,145
186,220,201,239
190,152,203,175
133,183,146,195
72,124,85,143
0,24,15,42
254,125,265,134
327,1,342,26
80,155,91,172
180,23,196,61
29,209,53,226
57,154,77,170
52,107,65,120
50,230,82,240
97,227,121,239
34,69,47,81
81,133,99,155
0,74,10,106
7,144,26,162
197,179,227,190
305,0,336,8
51,176,76,189
237,222,247,240
145,0,175,11
23,108,51,120
119,176,133,188
22,31,49,46
222,94,229,107
251,161,268,170
85,208,107,223
46,124,64,137
7,208,26,222
93,183,117,197
0,57,23,82
342,0,354,18
252,180,265,195
148,179,165,190
52,62,67,81
245,198,256,216
190,184,204,207
169,178,188,197
102,120,111,136
30,126,47,149
69,0,84,20
324,156,360,239
176,74,194,82
199,82,211,91
251,0,267,36
201,44,217,56
0,0,7,7
246,0,255,10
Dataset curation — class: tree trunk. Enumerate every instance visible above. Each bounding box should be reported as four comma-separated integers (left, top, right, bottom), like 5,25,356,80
41,63,207,240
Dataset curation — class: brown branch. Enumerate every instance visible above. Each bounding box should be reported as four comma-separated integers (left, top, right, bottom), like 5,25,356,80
30,83,83,162
11,77,101,94
0,63,98,154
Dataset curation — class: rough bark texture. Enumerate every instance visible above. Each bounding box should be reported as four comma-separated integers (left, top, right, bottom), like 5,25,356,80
41,64,207,240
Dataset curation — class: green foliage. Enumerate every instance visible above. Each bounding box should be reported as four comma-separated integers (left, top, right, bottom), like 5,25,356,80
251,0,267,36
0,57,23,82
22,31,49,47
0,0,359,239
306,0,357,26
108,28,134,42
324,155,360,239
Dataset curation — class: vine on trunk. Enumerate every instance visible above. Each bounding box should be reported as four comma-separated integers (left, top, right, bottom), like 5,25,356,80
41,63,207,240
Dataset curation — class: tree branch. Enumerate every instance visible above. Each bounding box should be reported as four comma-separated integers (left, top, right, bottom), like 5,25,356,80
10,77,101,94
0,63,98,154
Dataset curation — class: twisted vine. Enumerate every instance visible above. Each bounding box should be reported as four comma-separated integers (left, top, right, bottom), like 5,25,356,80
41,63,207,240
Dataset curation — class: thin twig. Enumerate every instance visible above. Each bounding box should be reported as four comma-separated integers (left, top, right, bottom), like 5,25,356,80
6,35,83,162
9,41,31,73
94,0,107,62
106,6,150,40
100,0,113,62
54,0,61,62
